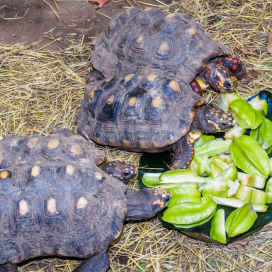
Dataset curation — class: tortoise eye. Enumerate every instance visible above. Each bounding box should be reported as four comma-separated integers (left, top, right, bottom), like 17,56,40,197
123,169,130,176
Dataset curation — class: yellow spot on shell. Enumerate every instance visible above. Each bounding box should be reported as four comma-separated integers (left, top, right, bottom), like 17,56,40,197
152,97,163,107
166,13,175,18
9,138,19,147
0,154,3,165
31,166,40,177
27,137,39,149
197,99,205,106
137,35,144,43
123,140,132,147
105,77,113,82
108,139,118,146
70,144,83,155
77,197,88,209
147,74,158,81
48,139,59,149
169,80,180,92
139,140,150,149
189,28,196,35
47,198,57,214
129,97,137,106
66,165,75,175
19,200,29,216
125,74,134,81
0,171,9,179
190,111,195,119
107,95,115,105
159,42,169,51
88,90,95,100
95,172,103,180
95,156,105,166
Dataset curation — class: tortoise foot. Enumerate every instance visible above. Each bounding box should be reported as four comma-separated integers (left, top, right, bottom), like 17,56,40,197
73,250,110,272
0,264,17,272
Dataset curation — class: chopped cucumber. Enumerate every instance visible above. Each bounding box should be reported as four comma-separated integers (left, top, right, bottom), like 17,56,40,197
235,184,252,202
154,182,198,189
159,169,205,185
248,95,268,116
212,196,268,212
142,173,161,187
195,139,232,157
219,92,242,112
227,179,240,197
224,124,247,140
194,134,216,147
167,197,201,208
210,209,226,244
250,188,268,205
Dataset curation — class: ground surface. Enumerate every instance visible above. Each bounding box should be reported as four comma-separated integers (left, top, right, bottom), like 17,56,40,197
1,0,272,271
0,0,171,50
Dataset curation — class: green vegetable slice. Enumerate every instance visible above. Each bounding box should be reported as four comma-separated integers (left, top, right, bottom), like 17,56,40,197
167,187,201,198
195,139,232,157
167,197,201,208
229,99,264,129
142,173,161,187
250,118,272,150
194,134,216,147
248,95,268,116
162,196,217,225
219,93,242,112
154,183,198,189
210,209,226,244
224,124,247,140
230,135,270,177
225,203,257,238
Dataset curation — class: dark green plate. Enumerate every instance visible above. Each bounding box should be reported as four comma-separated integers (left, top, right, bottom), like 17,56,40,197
138,90,272,244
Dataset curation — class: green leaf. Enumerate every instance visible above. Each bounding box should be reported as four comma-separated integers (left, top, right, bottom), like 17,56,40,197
230,99,264,129
230,135,270,177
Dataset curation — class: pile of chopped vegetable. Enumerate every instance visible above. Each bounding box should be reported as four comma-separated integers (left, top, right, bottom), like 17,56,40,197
142,94,272,244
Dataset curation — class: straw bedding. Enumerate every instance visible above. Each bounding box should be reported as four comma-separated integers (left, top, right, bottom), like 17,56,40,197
0,0,272,271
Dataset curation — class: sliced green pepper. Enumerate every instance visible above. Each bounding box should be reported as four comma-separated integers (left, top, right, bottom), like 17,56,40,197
229,99,264,129
162,196,217,225
225,203,257,238
230,136,270,177
210,209,226,244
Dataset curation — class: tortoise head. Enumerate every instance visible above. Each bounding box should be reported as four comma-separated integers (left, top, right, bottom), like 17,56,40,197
99,161,138,183
193,106,235,133
202,63,238,93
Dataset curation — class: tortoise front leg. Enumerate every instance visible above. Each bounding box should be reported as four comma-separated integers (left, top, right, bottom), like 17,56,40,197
169,135,194,170
0,264,17,272
73,250,110,272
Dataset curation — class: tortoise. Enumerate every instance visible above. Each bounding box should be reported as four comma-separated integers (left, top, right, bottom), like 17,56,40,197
0,158,171,271
0,128,137,183
88,7,247,95
76,74,235,170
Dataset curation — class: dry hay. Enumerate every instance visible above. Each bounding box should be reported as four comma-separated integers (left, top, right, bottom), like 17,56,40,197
0,0,272,271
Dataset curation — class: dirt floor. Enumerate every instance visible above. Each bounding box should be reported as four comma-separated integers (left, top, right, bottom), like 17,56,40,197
0,0,171,50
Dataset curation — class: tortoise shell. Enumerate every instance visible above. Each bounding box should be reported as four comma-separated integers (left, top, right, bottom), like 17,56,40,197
0,131,106,170
91,7,229,83
0,161,127,263
76,74,205,152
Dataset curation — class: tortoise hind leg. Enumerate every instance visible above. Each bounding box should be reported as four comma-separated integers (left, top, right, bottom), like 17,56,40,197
73,250,110,272
169,135,194,170
0,264,17,272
